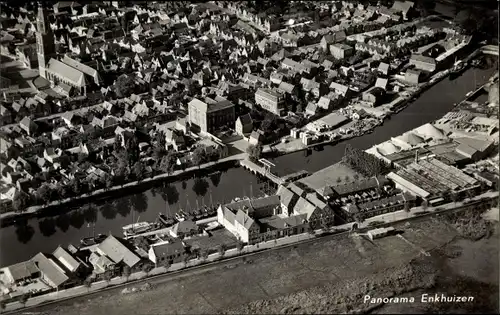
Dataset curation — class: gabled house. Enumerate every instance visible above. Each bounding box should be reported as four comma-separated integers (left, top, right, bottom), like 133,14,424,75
148,241,185,266
235,114,253,136
19,117,37,136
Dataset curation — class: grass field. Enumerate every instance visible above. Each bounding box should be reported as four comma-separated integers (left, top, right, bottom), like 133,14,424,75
27,216,487,315
298,162,365,191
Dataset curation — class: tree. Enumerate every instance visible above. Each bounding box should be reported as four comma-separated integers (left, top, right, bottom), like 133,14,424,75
404,202,410,212
142,264,153,277
161,259,171,270
236,240,244,253
246,144,263,162
0,300,5,311
122,265,131,282
36,184,52,204
200,249,209,262
71,179,81,195
217,244,226,257
103,270,113,286
114,74,135,98
12,191,29,213
336,177,342,184
191,146,207,169
353,213,364,223
19,294,28,306
421,199,428,210
103,173,113,190
182,254,190,267
159,152,176,175
260,113,276,133
308,221,316,235
133,161,145,182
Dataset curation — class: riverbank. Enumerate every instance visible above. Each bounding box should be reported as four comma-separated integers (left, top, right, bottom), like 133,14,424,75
264,67,455,158
0,153,247,227
5,191,497,314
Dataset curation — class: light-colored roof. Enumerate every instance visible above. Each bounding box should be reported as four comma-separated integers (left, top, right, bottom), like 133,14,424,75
47,58,86,87
377,141,402,155
386,172,431,198
318,113,349,128
62,55,100,82
97,235,141,268
399,132,425,146
53,246,80,272
292,197,317,219
413,123,447,140
454,137,493,153
256,88,282,102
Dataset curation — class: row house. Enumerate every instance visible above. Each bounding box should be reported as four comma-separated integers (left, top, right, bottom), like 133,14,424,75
343,192,417,221
355,42,388,57
367,39,395,53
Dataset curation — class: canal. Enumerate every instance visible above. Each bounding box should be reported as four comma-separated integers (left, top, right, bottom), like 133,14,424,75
0,65,496,267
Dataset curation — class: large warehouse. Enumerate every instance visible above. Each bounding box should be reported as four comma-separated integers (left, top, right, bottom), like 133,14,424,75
386,157,479,204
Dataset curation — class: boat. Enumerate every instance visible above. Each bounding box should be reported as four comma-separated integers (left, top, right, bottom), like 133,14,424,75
449,60,467,79
80,234,107,247
175,210,186,222
122,222,156,237
158,213,176,227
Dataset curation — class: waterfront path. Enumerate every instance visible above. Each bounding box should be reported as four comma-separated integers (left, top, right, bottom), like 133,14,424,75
2,190,497,314
0,152,247,222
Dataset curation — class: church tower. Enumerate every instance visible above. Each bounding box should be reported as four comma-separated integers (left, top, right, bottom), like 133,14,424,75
36,4,55,79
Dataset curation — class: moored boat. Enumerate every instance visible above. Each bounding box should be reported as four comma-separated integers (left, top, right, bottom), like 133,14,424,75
122,222,156,237
80,234,107,247
158,213,176,227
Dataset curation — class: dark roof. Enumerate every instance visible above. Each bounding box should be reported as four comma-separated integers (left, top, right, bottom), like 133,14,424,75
172,220,198,235
5,261,39,282
152,241,185,258
333,176,389,196
238,113,253,125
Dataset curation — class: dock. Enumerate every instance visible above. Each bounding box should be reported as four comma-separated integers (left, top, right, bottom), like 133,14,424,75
123,216,218,240
125,226,173,240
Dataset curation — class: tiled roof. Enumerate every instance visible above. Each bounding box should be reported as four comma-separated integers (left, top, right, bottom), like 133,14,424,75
97,235,141,268
47,58,86,87
5,260,39,282
31,253,69,287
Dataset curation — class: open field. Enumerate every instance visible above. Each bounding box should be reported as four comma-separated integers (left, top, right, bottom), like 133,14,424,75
298,162,365,191
24,215,488,315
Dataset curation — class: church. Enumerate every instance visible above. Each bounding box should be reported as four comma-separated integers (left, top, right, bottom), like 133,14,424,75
36,5,101,95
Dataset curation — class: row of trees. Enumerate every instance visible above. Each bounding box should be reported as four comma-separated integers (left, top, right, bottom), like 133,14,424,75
341,144,392,177
10,143,222,213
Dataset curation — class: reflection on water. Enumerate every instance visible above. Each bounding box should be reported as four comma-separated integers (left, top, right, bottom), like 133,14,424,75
0,66,496,267
269,66,496,176
14,220,35,244
0,167,262,266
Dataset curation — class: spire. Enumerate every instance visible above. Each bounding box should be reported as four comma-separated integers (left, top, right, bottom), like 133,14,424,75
37,2,50,34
